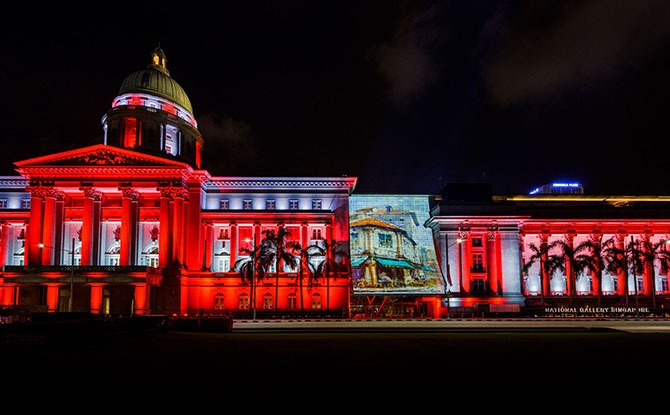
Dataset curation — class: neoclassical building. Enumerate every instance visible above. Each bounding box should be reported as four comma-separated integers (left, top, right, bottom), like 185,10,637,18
1,47,669,319
427,183,670,317
0,46,355,318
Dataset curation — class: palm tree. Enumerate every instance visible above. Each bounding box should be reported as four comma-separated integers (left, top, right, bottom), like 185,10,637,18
307,239,350,311
601,237,630,305
601,235,647,309
233,236,263,317
552,238,592,306
582,235,607,306
637,238,670,310
297,243,322,312
261,227,300,311
521,239,559,305
627,237,647,313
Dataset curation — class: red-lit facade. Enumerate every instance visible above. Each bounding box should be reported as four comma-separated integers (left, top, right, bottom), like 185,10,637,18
0,46,355,318
0,148,355,317
427,184,670,317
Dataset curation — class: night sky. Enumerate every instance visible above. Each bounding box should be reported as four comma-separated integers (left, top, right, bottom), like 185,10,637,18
2,1,669,195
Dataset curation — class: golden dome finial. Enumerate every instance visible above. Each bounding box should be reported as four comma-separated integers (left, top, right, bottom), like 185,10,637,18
149,43,169,76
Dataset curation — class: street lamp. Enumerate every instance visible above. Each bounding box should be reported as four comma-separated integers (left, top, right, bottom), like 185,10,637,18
444,237,462,320
39,237,76,312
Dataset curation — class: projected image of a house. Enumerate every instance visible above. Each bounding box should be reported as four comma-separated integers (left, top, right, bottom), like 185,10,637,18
349,195,444,295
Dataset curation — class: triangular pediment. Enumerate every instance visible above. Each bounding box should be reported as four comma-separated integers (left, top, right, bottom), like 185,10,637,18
14,144,190,168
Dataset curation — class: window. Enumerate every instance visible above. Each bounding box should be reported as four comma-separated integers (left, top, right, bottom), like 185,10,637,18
312,228,323,240
142,242,159,268
378,233,393,248
312,199,322,209
243,200,253,210
164,125,179,156
214,293,225,310
263,293,273,310
471,279,486,292
216,257,230,272
102,289,111,315
287,293,297,309
220,199,230,210
266,199,276,210
239,293,250,310
289,199,299,210
59,288,71,312
472,253,485,272
471,237,483,247
123,117,139,148
0,199,7,209
311,293,322,309
20,199,30,209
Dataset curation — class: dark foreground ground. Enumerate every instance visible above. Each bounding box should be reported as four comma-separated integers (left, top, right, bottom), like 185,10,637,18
2,321,670,410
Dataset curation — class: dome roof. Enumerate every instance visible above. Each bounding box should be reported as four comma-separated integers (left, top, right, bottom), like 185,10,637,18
117,45,194,115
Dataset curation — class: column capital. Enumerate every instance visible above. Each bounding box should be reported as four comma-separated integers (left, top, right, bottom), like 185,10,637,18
119,186,141,201
157,184,189,201
80,186,103,201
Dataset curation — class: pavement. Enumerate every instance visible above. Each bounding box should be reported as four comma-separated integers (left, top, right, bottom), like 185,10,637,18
231,317,670,333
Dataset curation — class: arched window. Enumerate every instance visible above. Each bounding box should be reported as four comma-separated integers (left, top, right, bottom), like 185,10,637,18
141,241,159,268
214,243,230,272
106,242,120,266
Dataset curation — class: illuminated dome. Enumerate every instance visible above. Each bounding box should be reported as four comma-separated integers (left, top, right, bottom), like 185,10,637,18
102,45,204,169
117,45,194,115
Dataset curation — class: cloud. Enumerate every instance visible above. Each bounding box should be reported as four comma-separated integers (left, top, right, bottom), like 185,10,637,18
481,0,670,107
376,4,442,108
198,113,257,174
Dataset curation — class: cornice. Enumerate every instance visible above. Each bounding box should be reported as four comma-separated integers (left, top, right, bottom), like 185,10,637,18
15,166,189,180
205,176,358,192
0,177,29,188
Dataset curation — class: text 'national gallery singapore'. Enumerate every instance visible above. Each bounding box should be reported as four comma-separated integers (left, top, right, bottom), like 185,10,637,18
2,46,669,320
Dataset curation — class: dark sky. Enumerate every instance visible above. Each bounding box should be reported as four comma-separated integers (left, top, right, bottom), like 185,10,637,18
2,1,670,195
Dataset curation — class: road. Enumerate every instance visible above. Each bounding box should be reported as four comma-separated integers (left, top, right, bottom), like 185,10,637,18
3,318,669,410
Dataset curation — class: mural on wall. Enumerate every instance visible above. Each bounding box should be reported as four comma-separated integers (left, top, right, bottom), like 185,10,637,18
349,195,444,295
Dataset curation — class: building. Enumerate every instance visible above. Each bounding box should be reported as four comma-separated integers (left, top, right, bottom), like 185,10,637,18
1,46,669,320
427,183,670,318
0,46,355,318
528,182,584,195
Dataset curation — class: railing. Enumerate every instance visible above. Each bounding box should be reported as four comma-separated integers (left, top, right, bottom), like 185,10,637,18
3,265,148,273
